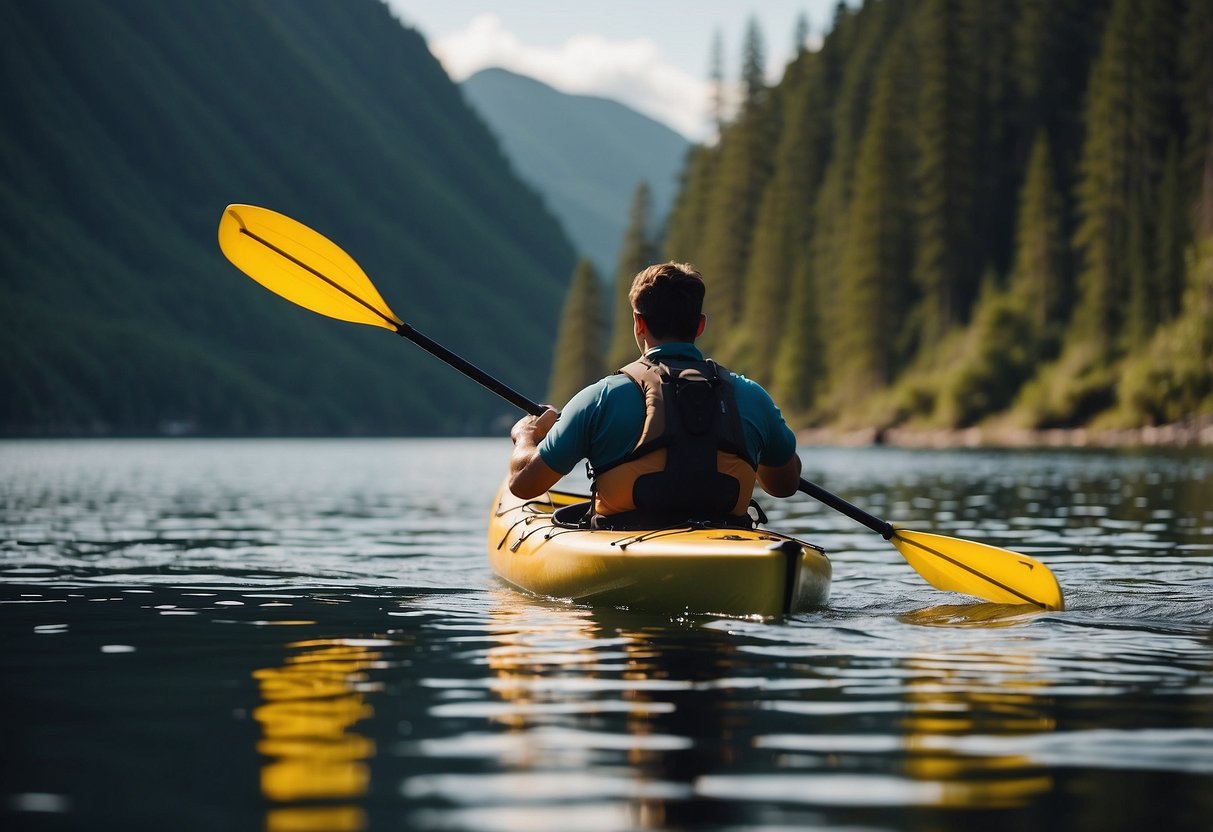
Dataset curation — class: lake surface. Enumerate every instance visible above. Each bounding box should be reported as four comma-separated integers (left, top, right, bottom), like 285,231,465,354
2,438,1211,831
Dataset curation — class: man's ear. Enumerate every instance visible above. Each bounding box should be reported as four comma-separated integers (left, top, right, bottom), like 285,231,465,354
695,314,707,338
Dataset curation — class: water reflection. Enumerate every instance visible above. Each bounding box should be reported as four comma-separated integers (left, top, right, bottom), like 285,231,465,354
472,594,691,830
898,651,1055,809
403,592,757,830
254,637,390,831
402,586,1213,829
898,602,1047,628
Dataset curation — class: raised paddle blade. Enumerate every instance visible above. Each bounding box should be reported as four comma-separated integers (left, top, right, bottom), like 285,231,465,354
891,529,1064,610
218,204,402,330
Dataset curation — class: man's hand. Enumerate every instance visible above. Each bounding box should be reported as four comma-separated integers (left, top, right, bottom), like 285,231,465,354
508,407,562,498
510,407,558,447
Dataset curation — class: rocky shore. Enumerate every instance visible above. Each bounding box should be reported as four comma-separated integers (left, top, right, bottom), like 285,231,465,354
798,418,1213,449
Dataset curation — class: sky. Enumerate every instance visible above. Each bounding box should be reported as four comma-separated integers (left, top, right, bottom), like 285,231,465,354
382,1,851,140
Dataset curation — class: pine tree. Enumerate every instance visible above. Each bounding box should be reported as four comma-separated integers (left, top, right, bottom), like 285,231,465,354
731,180,793,381
910,0,977,341
1154,139,1186,324
737,54,834,384
1116,126,1213,427
808,0,907,397
965,0,1017,279
741,16,767,115
1010,131,1067,331
766,21,851,414
1070,0,1132,348
1125,201,1153,348
771,257,822,415
1012,0,1051,124
546,259,606,407
1007,0,1112,360
663,145,716,262
607,182,658,369
1011,0,1110,176
1071,0,1183,352
697,123,768,349
696,21,777,350
708,30,726,137
832,38,914,403
794,13,810,55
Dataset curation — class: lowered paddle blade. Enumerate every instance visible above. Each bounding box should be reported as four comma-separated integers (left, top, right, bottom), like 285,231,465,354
219,204,402,330
892,529,1064,610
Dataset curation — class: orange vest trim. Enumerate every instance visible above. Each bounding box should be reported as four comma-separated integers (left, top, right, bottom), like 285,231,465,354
591,357,756,520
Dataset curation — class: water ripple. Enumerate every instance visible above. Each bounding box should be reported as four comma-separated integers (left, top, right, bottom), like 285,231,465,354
4,440,1213,831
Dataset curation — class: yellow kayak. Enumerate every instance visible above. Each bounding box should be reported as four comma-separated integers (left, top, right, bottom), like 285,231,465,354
487,478,831,617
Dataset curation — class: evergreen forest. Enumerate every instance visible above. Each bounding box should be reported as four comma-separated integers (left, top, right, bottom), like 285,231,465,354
1,0,575,436
552,0,1213,435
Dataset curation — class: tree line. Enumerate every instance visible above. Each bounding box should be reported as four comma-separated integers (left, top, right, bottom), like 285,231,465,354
549,0,1213,432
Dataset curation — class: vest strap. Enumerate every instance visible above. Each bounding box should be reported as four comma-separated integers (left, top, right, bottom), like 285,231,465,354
591,355,757,522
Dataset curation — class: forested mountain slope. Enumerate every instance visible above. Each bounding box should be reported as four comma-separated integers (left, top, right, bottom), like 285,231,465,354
646,0,1212,431
0,0,576,435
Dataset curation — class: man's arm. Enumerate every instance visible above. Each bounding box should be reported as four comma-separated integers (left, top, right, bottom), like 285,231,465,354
757,452,802,498
739,377,802,498
508,407,563,498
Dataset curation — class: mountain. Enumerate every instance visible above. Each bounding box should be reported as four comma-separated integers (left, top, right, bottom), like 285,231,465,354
461,68,690,278
0,0,576,436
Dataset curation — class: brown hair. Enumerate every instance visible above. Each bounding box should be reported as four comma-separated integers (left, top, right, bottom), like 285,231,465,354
628,262,705,341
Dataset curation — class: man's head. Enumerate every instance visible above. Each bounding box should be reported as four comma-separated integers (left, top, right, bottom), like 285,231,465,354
629,262,706,345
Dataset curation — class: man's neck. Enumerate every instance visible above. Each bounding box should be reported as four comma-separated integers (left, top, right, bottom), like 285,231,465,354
642,341,700,358
641,337,694,352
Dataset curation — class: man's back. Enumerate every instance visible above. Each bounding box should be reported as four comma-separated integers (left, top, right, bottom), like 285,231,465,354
509,261,803,510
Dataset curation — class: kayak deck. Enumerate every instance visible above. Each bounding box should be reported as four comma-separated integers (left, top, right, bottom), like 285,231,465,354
487,479,831,617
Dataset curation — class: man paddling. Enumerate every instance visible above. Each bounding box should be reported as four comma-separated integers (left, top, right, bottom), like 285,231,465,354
509,262,802,529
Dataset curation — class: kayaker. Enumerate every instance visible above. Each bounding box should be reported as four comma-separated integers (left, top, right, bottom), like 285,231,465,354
509,262,802,529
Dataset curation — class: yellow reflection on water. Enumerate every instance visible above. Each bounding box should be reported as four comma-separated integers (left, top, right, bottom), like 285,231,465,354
898,602,1048,629
898,605,1057,809
484,593,603,733
253,638,385,832
263,805,365,832
480,591,680,828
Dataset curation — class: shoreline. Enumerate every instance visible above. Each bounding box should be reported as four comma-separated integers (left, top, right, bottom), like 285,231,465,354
797,419,1213,449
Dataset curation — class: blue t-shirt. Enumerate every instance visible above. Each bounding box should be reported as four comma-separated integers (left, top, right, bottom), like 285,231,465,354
538,343,797,476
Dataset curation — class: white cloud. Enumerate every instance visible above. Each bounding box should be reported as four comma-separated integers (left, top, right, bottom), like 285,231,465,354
430,13,709,140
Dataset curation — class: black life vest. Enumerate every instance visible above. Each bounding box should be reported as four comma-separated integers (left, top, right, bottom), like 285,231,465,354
591,356,757,528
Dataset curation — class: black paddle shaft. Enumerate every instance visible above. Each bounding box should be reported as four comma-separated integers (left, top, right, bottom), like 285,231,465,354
394,322,546,417
395,311,891,542
798,478,895,539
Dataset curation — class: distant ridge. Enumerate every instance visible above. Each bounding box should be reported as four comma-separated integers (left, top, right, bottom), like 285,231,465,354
0,0,576,436
462,68,690,278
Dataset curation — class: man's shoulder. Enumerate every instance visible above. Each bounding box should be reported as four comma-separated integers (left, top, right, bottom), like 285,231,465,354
590,371,639,396
718,365,772,397
717,367,783,421
562,372,639,414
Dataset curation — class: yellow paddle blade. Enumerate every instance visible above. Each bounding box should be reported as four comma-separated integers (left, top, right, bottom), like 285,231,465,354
892,529,1064,611
218,204,402,330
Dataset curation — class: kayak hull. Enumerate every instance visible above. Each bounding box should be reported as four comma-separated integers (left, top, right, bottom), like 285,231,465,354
487,479,831,617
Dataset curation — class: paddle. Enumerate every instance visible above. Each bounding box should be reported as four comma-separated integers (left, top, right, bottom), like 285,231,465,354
217,204,539,415
797,478,1063,609
217,204,1065,611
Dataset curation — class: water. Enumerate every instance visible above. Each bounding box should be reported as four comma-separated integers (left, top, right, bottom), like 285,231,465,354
2,438,1211,831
